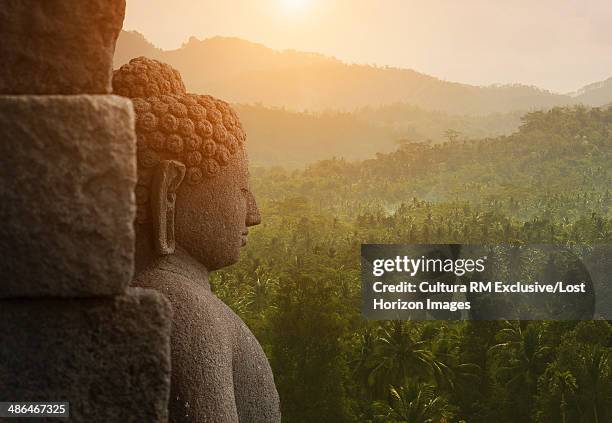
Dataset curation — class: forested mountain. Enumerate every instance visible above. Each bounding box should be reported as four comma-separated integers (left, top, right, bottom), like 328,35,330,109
113,30,162,65
236,104,523,166
213,105,611,422
572,76,612,107
114,30,589,114
250,106,611,218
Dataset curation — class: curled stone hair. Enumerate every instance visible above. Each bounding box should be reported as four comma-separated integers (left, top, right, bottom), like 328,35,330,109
112,58,247,224
113,56,186,98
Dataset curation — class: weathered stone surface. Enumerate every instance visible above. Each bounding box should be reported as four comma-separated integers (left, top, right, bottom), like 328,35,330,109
125,92,247,226
113,57,187,98
0,0,125,94
0,288,172,423
0,95,137,298
126,60,280,422
135,254,281,423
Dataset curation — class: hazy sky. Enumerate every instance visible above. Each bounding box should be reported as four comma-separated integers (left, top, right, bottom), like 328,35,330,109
124,0,612,93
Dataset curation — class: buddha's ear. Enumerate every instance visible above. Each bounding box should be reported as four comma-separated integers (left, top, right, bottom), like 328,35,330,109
150,160,186,255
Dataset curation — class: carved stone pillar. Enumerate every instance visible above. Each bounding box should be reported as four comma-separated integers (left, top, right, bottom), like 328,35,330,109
0,1,172,421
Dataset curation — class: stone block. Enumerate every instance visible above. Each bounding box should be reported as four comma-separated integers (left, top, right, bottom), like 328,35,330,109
0,0,125,94
0,95,136,298
0,288,172,423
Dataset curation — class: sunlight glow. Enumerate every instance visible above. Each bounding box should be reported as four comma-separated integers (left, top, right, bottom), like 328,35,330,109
280,0,310,15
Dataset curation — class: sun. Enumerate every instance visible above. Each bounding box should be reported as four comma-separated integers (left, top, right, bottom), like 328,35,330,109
280,0,310,15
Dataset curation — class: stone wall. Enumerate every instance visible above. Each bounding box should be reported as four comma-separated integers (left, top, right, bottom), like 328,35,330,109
0,1,172,421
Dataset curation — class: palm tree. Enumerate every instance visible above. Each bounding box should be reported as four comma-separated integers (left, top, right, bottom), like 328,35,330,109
372,383,456,423
367,321,439,394
489,321,551,417
580,346,609,423
351,326,377,402
243,267,279,315
551,370,577,423
431,325,481,391
490,322,550,386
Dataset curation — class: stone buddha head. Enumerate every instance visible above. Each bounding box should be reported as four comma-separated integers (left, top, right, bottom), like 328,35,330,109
113,57,261,272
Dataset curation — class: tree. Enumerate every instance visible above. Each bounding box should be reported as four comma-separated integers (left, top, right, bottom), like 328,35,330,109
550,370,577,423
443,129,462,143
367,321,440,395
372,383,456,423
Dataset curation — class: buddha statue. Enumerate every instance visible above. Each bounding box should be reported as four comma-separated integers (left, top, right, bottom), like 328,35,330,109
113,57,281,422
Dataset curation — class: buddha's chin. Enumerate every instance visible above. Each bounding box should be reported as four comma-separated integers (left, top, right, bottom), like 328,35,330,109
184,246,241,272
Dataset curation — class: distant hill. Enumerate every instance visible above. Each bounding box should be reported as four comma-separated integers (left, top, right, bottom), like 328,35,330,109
237,104,522,166
114,31,590,115
114,31,162,66
114,31,612,165
262,105,611,215
235,105,400,166
571,77,612,107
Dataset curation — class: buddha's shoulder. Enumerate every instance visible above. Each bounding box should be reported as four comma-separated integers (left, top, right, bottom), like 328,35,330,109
132,265,240,331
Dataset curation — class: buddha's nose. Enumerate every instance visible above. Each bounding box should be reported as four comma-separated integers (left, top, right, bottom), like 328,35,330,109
246,192,261,227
